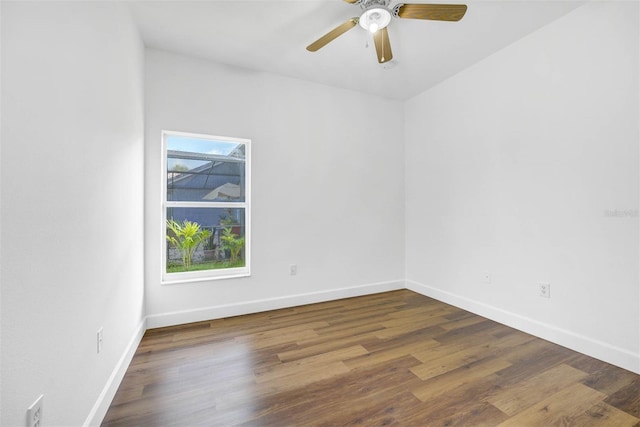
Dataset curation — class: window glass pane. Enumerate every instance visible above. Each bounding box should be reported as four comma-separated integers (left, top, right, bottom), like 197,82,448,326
167,135,246,202
166,207,246,273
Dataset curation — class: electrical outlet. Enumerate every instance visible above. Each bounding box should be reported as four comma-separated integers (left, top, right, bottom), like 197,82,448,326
539,283,551,298
289,264,297,276
27,395,43,427
97,327,104,354
483,272,491,284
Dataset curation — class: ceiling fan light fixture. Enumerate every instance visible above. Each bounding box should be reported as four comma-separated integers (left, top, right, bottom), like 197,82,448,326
359,8,391,33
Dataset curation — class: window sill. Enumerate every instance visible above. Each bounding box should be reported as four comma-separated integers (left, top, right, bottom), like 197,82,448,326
161,270,251,285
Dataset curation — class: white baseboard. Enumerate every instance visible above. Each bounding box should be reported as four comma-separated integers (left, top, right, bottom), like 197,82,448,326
146,279,405,329
406,279,640,375
84,317,147,427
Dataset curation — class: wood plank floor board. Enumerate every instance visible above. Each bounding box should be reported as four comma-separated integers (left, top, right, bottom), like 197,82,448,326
432,319,506,345
410,356,513,402
486,363,588,416
567,353,618,375
385,304,458,320
572,401,640,426
408,376,508,426
409,331,534,381
276,331,382,363
381,310,451,328
344,339,440,371
373,322,443,340
327,391,420,427
496,383,608,426
235,357,423,426
442,308,477,321
583,364,640,398
103,290,640,426
266,357,423,426
253,345,369,383
604,377,640,418
492,338,579,388
439,314,490,331
135,330,265,355
366,323,447,349
169,322,278,343
313,322,387,341
417,401,509,427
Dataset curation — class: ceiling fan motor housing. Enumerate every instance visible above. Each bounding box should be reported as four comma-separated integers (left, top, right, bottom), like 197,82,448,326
358,0,392,32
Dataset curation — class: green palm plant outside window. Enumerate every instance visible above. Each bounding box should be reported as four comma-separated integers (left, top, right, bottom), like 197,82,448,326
221,227,245,264
166,219,212,270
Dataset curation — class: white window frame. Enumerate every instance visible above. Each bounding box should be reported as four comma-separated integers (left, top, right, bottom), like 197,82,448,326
161,130,251,284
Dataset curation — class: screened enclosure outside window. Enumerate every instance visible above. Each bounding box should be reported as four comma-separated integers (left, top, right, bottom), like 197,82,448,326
162,130,251,283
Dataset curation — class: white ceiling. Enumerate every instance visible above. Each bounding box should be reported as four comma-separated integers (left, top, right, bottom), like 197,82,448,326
128,0,584,100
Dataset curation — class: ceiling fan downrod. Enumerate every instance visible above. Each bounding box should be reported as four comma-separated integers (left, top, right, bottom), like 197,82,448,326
358,0,391,10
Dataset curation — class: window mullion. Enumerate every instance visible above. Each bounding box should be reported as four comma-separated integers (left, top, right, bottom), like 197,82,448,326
165,201,247,208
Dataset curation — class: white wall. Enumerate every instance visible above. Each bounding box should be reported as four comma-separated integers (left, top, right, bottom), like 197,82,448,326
144,50,405,326
405,1,639,373
1,2,145,425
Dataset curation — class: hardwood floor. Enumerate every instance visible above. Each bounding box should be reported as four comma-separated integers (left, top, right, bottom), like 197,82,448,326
103,290,640,426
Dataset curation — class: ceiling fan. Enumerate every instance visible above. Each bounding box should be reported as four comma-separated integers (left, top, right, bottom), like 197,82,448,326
306,0,467,64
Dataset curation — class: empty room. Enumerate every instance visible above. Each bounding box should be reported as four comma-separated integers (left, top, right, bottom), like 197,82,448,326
1,0,639,425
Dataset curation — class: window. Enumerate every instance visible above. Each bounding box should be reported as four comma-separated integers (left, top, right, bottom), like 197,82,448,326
162,130,250,283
